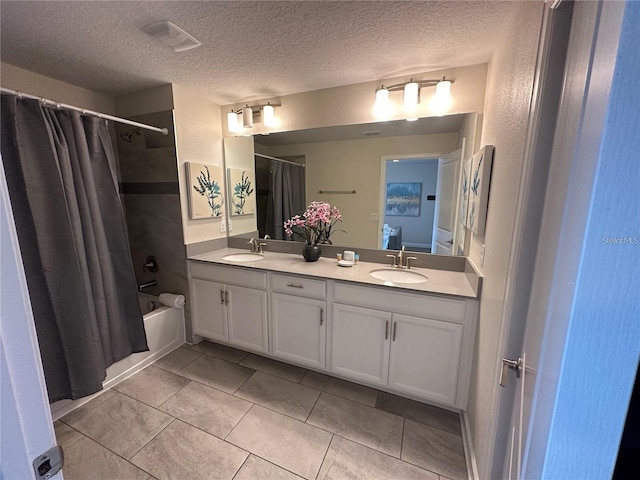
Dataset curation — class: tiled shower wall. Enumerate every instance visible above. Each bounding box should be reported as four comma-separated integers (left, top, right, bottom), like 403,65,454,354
115,111,192,339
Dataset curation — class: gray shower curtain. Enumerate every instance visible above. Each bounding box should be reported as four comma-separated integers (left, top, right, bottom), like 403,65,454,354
1,95,148,402
266,161,305,240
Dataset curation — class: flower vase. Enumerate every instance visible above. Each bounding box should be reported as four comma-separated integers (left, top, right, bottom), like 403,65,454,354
302,245,321,262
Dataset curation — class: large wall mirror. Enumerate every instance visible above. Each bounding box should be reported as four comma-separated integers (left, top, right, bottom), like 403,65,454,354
225,112,480,256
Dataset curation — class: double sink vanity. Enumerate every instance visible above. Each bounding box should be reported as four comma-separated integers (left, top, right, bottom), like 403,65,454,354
187,247,480,411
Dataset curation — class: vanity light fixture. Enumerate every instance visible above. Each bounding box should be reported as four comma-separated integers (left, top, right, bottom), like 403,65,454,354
373,77,453,121
226,102,281,132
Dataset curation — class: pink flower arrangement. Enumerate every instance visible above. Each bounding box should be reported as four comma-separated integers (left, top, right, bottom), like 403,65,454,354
284,201,343,246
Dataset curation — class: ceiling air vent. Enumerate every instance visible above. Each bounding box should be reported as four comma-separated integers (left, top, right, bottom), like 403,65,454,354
141,21,201,52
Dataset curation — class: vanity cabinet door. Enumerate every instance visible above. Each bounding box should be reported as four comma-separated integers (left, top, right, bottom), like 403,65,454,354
331,304,391,387
190,278,226,342
226,285,268,354
271,293,326,369
388,313,463,405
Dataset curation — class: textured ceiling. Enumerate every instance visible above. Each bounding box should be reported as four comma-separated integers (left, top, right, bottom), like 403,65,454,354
1,1,523,105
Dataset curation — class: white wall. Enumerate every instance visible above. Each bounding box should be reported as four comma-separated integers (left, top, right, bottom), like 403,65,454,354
1,62,115,113
222,64,487,136
263,133,457,249
464,2,545,478
172,85,226,245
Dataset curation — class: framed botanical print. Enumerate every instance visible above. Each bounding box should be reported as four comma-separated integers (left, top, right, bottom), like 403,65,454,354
187,162,225,219
467,145,494,236
227,168,256,216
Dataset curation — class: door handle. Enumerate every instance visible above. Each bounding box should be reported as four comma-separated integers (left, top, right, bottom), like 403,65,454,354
385,320,389,340
500,357,523,387
320,308,324,326
446,239,454,245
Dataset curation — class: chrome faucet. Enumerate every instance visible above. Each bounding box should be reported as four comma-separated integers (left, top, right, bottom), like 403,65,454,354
138,279,157,291
398,245,405,267
248,237,267,254
386,245,418,269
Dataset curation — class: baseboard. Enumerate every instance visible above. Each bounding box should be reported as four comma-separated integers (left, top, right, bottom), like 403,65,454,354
461,411,479,480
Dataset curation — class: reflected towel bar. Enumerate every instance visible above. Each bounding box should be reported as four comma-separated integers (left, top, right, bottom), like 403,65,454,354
318,189,357,194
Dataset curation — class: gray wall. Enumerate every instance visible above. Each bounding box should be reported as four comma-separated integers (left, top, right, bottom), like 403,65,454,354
383,158,439,249
115,111,192,339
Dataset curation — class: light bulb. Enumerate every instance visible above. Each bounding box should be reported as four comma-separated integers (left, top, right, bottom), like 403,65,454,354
262,104,276,127
227,111,240,132
403,80,419,121
373,87,391,120
433,80,452,113
242,105,253,128
403,81,419,108
436,79,452,98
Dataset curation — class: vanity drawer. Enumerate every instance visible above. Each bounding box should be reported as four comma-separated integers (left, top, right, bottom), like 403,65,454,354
189,261,267,290
333,282,466,324
271,274,326,299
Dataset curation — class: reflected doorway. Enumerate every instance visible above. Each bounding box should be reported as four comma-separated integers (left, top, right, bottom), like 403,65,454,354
379,156,439,252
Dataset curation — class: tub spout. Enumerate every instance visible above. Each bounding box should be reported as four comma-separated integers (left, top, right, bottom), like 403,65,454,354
138,279,157,291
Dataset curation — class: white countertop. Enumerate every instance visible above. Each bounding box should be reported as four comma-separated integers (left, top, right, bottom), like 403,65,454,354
188,248,479,299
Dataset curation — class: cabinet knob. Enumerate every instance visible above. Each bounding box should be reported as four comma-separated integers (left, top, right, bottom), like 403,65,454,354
220,289,225,305
320,308,324,326
287,283,304,289
392,321,397,341
225,290,229,305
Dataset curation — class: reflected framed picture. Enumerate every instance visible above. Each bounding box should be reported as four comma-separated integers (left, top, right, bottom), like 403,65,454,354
227,168,256,216
186,162,225,219
468,145,494,236
385,182,422,217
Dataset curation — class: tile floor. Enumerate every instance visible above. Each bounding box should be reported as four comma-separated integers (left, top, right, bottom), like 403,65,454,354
55,341,468,480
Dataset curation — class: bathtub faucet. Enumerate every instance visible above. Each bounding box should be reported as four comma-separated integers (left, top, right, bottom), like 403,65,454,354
138,279,157,291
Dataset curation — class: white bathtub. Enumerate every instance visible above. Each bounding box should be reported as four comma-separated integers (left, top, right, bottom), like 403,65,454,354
51,293,185,420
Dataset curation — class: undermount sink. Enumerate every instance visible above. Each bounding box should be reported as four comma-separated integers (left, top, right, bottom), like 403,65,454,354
369,268,428,284
222,253,265,262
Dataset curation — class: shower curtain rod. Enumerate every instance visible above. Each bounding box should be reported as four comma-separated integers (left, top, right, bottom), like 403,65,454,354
255,152,305,168
0,87,169,136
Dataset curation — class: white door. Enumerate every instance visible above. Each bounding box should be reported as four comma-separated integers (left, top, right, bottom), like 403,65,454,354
432,147,463,254
226,285,268,353
190,278,227,342
271,293,326,368
499,2,623,477
388,313,462,405
1,161,62,479
331,304,391,386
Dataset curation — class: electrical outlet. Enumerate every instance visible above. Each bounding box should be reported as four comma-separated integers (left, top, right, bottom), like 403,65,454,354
220,218,226,233
370,212,379,221
480,244,486,267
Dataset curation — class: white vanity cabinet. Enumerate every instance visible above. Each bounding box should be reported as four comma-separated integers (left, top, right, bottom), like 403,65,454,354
331,282,476,409
331,303,391,386
270,274,327,369
189,262,268,354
